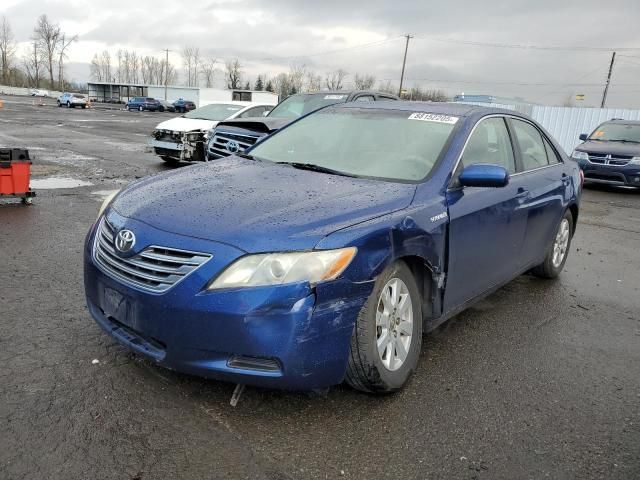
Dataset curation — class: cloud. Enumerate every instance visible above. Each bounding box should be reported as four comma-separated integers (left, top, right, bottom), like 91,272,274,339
2,0,639,106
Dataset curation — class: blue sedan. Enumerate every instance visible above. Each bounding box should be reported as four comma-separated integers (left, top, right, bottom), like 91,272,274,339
84,102,582,393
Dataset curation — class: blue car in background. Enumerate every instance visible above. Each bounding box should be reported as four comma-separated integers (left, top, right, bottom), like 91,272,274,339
125,97,161,112
84,102,582,393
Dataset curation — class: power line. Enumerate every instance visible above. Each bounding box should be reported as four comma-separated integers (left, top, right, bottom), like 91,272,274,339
415,36,640,52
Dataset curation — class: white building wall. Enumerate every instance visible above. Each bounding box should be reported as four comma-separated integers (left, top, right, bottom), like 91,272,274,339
148,86,200,105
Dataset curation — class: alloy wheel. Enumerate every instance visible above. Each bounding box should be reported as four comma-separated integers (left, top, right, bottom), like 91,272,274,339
552,218,570,268
375,277,413,372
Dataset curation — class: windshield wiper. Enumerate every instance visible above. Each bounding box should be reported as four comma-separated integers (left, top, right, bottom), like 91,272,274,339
607,139,640,144
275,162,356,177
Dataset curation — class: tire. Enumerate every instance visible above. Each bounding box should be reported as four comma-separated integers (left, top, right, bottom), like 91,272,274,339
531,209,574,279
125,105,129,111
81,105,86,109
139,106,144,112
346,261,423,393
57,101,62,107
67,101,71,108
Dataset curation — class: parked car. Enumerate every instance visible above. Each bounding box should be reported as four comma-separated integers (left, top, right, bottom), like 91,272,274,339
30,89,49,97
57,92,88,108
125,97,161,112
572,119,640,187
85,103,582,393
206,90,398,160
150,102,274,164
173,99,196,113
157,100,176,113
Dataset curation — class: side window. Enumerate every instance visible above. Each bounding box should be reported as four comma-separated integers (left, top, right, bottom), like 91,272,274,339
354,95,374,102
460,117,516,174
543,137,561,164
511,119,549,171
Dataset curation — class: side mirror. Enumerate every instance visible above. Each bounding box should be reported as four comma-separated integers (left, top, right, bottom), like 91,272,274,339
579,133,588,141
459,164,509,188
263,110,270,117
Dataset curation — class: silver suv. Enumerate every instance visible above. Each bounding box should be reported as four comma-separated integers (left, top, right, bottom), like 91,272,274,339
57,92,88,109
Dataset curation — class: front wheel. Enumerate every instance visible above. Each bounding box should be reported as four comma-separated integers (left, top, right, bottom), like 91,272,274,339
139,105,144,112
124,105,129,111
531,209,574,279
160,156,180,166
346,261,422,393
67,101,71,108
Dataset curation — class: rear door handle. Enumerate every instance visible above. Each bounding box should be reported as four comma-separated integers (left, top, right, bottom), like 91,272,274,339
515,188,529,198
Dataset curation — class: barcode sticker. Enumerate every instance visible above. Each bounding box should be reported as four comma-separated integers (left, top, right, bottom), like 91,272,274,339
408,113,459,124
324,95,346,100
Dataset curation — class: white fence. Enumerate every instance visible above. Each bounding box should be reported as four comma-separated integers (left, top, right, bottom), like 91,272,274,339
460,101,640,154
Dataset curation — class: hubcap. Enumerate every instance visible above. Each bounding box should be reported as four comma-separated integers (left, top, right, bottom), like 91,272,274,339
375,278,413,372
552,218,570,268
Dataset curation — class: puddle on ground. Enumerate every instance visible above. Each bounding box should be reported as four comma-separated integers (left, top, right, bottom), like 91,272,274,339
30,177,94,189
91,189,119,200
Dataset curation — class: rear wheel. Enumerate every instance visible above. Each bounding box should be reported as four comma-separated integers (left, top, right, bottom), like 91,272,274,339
531,209,574,279
124,105,129,111
66,101,71,108
346,261,422,393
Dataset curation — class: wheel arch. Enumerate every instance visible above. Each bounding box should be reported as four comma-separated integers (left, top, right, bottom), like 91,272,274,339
568,202,579,234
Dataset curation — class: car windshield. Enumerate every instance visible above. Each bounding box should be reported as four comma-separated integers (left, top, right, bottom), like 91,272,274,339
249,108,458,182
184,103,244,120
590,123,640,143
267,93,349,119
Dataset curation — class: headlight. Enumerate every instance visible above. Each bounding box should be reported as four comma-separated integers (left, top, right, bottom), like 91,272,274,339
571,150,589,161
207,247,357,290
185,131,202,141
97,190,119,218
630,157,640,165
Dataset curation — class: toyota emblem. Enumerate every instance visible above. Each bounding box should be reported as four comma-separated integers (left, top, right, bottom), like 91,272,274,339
115,229,136,253
226,140,240,153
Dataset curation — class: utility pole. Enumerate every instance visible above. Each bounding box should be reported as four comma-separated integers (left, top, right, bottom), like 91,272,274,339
601,51,616,108
398,34,413,98
163,49,170,100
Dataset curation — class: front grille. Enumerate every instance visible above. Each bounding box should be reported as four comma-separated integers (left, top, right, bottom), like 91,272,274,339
587,153,632,166
93,218,212,293
208,130,262,159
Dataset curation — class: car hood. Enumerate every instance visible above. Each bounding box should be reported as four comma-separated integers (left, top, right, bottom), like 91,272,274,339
154,117,218,133
215,117,292,134
111,157,416,253
575,140,640,156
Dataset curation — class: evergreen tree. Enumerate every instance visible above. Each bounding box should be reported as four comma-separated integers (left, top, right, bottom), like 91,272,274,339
254,75,264,91
265,80,274,92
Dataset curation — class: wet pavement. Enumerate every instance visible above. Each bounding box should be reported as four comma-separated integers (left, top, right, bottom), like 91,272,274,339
1,95,639,479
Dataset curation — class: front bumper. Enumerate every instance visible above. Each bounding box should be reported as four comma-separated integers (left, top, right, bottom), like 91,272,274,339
577,159,640,186
83,214,373,390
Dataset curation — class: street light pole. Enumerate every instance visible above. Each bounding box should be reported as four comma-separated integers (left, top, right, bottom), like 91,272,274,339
398,34,413,98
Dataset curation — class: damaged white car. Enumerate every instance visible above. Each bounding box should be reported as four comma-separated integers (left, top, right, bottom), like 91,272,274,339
150,101,273,164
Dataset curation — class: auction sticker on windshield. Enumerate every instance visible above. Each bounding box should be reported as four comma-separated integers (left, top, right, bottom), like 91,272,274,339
324,95,346,100
408,113,459,124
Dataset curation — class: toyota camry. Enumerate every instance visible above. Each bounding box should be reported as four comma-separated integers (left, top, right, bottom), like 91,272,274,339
84,102,581,393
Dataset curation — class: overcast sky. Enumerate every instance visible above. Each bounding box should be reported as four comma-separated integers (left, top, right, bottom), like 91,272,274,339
2,0,640,107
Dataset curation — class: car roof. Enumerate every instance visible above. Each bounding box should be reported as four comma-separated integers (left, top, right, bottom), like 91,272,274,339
336,101,513,117
199,101,270,107
604,119,640,125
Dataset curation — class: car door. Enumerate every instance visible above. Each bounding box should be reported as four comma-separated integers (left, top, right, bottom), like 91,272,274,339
444,116,529,311
507,118,566,268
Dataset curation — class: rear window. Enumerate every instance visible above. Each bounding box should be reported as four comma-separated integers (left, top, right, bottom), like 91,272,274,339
73,94,85,99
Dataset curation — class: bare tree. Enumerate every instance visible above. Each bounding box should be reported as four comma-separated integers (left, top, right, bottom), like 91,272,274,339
0,16,16,85
354,73,376,90
200,57,216,88
325,69,347,90
288,64,306,93
23,41,43,88
182,46,201,87
34,15,60,89
305,71,322,92
377,80,396,95
225,58,242,89
273,72,292,98
57,33,77,90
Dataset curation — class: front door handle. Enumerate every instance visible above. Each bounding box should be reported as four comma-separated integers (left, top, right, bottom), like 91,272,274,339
515,188,529,198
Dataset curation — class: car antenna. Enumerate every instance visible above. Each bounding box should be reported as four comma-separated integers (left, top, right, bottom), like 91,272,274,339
230,383,245,407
